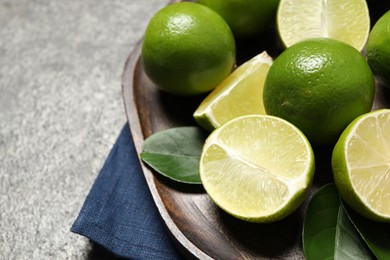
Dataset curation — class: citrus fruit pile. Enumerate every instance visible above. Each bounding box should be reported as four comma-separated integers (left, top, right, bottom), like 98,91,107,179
140,1,390,224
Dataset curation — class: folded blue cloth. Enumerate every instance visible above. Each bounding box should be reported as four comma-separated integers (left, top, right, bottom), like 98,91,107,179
71,124,183,259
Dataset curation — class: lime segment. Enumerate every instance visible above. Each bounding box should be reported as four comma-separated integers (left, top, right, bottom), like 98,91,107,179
194,51,272,131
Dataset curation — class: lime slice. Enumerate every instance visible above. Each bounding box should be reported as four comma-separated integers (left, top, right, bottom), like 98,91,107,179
277,0,370,51
332,109,390,222
200,115,315,223
193,51,272,131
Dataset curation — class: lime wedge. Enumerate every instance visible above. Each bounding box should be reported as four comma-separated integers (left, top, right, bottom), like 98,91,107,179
332,109,390,223
193,51,272,131
277,0,370,51
200,115,315,223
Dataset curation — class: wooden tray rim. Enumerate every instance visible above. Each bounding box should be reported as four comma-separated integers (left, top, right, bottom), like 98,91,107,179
121,39,211,259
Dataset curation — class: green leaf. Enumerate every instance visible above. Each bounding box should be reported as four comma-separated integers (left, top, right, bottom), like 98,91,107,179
344,202,390,260
140,126,208,184
303,184,373,260
303,184,340,259
335,205,373,260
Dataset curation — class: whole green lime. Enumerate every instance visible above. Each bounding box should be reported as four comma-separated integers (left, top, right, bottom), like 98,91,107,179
263,38,375,146
141,2,236,96
366,10,390,88
196,0,280,38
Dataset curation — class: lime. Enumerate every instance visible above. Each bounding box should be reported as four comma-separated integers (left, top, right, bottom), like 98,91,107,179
263,38,375,146
193,51,272,131
141,2,235,96
366,10,390,88
332,109,390,222
200,115,315,223
277,0,370,51
196,0,280,38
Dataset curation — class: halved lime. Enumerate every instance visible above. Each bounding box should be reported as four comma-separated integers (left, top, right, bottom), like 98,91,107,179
193,51,272,131
332,109,390,222
277,0,370,51
200,115,315,223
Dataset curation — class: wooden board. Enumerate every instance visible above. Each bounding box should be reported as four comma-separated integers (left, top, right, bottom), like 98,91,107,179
121,2,390,258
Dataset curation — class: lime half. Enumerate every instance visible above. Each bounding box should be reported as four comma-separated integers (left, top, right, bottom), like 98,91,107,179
332,109,390,222
200,115,315,223
277,0,370,51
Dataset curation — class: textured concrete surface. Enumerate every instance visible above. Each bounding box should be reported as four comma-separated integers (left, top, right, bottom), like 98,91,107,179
0,0,169,259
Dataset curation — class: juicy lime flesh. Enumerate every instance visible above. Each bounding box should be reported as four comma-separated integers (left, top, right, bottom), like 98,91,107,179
277,0,370,51
208,67,267,124
194,52,272,131
142,2,235,96
345,112,390,216
202,144,290,216
200,115,314,221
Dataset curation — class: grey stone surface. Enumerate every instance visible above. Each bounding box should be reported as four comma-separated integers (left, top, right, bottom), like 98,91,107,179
0,0,169,259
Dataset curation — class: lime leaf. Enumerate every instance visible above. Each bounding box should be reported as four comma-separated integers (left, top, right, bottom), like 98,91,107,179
303,184,373,259
140,126,207,184
344,203,390,260
303,184,339,259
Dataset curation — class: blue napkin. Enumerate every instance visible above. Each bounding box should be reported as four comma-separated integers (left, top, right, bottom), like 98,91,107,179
71,123,183,259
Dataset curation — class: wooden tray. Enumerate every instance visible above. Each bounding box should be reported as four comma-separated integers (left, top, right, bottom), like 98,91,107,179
121,3,390,259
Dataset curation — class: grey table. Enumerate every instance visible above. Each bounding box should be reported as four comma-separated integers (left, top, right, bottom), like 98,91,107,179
0,1,169,259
